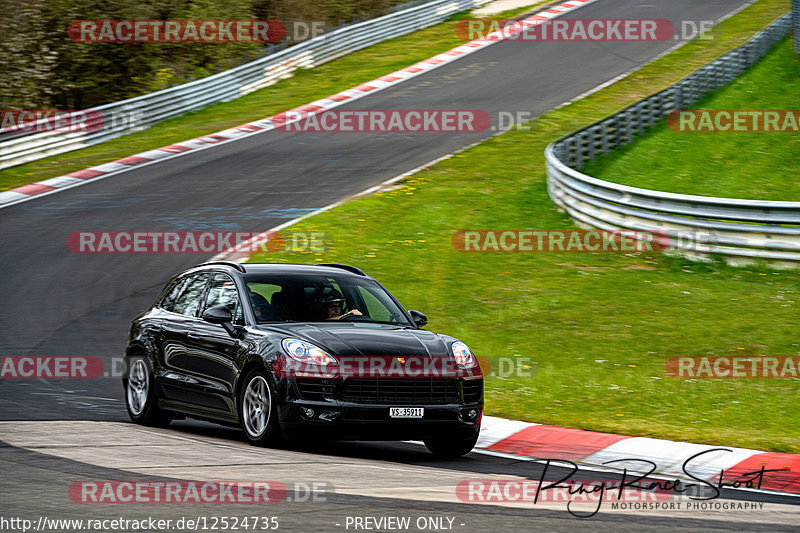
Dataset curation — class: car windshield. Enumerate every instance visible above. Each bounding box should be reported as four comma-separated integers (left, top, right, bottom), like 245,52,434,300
245,273,412,326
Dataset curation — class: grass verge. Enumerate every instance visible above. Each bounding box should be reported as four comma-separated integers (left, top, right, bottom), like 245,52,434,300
0,0,552,191
249,0,800,453
582,36,800,200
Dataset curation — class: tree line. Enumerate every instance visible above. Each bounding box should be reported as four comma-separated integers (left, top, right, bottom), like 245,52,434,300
0,0,408,110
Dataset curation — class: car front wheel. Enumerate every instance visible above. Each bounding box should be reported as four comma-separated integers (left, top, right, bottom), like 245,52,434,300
239,369,282,446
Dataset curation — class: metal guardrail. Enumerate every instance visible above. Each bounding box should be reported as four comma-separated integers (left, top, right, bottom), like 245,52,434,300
546,13,800,267
794,0,800,53
0,0,491,170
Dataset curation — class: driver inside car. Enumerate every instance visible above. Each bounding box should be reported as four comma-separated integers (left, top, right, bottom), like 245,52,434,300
249,291,273,322
318,287,362,320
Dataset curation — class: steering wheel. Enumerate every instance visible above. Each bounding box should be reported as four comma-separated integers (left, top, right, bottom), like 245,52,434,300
339,311,371,322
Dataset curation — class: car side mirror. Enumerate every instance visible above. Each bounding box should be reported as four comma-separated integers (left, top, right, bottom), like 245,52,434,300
408,310,427,328
202,305,237,338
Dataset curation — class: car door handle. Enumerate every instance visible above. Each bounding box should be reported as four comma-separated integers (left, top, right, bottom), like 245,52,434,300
187,333,200,341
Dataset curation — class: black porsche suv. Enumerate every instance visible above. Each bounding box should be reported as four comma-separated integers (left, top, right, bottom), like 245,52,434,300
123,261,483,457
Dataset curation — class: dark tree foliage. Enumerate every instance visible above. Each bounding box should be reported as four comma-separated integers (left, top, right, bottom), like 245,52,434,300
0,0,408,109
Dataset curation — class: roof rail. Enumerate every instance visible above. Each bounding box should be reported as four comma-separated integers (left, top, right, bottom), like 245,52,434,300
198,261,246,273
318,263,367,276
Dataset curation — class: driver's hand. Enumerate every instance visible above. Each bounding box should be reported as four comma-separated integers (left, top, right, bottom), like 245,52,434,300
339,309,363,319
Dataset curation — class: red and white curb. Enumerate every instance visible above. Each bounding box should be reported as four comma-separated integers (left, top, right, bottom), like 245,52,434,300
0,0,600,210
476,416,800,496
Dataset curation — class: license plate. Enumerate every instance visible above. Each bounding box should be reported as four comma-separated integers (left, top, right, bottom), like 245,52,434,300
389,407,424,418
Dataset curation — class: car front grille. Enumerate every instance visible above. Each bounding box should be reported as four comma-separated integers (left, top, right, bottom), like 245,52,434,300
462,378,483,404
341,378,460,405
295,379,335,401
295,377,484,405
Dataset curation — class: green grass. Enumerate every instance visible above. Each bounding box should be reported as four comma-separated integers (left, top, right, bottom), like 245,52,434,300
0,0,553,191
582,37,800,201
249,0,800,453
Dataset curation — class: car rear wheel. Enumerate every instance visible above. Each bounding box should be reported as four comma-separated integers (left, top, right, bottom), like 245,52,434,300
239,369,282,446
424,433,479,458
124,356,171,426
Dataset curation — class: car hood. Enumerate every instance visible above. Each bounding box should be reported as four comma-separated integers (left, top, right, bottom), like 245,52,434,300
253,322,452,358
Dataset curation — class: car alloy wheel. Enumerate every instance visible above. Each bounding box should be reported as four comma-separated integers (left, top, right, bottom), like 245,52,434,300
239,370,281,446
243,376,271,438
124,355,171,426
127,359,149,416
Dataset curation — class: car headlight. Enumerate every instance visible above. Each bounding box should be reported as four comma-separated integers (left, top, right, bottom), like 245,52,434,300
281,339,337,365
452,341,477,368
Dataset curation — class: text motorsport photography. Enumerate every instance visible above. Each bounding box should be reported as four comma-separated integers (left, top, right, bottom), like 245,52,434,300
455,450,777,518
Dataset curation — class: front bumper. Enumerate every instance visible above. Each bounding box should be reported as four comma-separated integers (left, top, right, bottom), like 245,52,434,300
279,401,482,440
277,377,483,440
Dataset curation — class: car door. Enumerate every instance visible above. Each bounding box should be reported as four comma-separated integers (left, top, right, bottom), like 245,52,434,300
179,272,246,417
139,276,188,371
158,272,212,407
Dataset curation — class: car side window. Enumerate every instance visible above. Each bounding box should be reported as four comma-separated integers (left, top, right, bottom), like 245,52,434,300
205,273,244,325
171,274,209,317
159,277,188,312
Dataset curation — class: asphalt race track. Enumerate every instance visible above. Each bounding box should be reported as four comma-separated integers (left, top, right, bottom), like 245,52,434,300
2,420,799,532
2,0,797,530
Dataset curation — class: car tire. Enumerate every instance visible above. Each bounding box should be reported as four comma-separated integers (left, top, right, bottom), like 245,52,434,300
124,355,171,426
424,433,479,458
239,368,282,446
